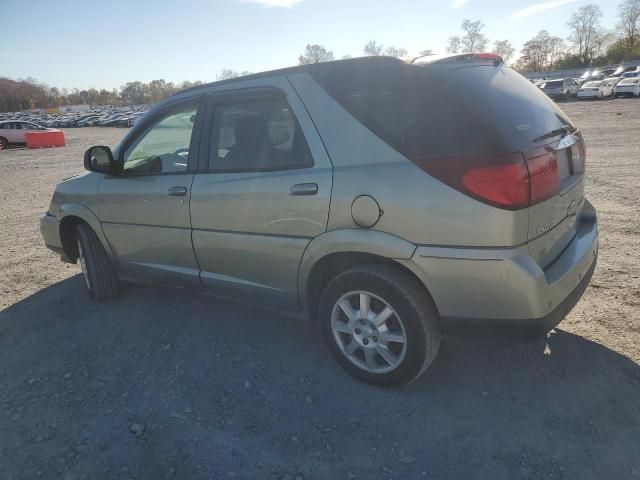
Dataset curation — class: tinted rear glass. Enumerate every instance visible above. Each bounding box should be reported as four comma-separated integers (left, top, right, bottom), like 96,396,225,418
310,63,506,160
544,80,563,87
311,62,574,156
433,64,575,150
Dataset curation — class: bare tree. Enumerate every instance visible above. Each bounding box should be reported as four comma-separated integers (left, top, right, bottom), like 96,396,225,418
219,69,252,80
446,37,462,54
363,41,384,56
447,19,489,53
298,44,335,65
492,39,515,64
517,30,565,72
384,46,408,58
591,30,616,60
567,4,603,65
363,42,407,58
618,0,640,49
219,69,240,80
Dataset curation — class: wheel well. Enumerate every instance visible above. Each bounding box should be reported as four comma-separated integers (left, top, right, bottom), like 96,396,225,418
59,216,87,263
305,252,426,319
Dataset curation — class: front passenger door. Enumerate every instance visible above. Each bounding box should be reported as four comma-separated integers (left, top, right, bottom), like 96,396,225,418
97,96,205,287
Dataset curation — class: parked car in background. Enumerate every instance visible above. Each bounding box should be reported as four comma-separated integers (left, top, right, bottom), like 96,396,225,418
605,76,622,87
541,78,579,100
620,71,640,79
614,77,640,97
41,54,598,386
578,80,614,99
0,121,60,149
611,65,638,77
0,105,152,130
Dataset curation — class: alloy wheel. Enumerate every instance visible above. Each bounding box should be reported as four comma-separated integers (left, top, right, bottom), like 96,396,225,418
331,291,408,374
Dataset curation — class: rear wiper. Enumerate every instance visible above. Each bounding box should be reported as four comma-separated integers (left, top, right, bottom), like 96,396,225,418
531,125,571,144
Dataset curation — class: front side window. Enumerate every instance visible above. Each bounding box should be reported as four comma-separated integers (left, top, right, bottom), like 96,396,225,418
122,103,199,175
209,96,313,172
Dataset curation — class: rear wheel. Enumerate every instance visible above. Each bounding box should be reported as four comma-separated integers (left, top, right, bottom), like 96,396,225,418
0,137,7,150
318,265,441,386
75,224,118,301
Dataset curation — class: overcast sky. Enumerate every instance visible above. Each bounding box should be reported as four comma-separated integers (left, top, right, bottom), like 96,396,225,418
2,0,617,90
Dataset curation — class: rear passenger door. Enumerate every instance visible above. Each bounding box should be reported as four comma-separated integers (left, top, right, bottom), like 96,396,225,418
190,81,332,308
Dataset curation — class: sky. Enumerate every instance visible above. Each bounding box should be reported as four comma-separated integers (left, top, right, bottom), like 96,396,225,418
2,0,618,90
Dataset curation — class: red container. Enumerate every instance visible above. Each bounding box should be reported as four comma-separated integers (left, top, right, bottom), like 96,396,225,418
26,131,65,149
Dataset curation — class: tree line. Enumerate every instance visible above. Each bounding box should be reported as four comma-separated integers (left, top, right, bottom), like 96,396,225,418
2,0,639,112
0,77,208,113
295,0,640,72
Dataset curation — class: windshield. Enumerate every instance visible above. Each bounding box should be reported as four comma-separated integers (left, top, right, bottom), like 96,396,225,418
544,80,563,87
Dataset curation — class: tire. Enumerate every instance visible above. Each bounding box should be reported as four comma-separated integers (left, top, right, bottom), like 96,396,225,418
0,137,7,150
318,264,441,387
75,223,118,301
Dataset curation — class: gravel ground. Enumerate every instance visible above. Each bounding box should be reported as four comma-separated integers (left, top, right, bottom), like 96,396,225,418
0,99,639,480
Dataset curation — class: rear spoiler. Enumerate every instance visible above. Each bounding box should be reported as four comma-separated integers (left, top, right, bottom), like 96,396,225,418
411,52,504,67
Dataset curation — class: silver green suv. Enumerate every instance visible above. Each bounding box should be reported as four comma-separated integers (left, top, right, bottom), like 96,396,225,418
41,54,598,386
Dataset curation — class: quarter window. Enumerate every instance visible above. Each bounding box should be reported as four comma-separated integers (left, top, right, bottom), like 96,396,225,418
122,103,199,175
209,96,313,172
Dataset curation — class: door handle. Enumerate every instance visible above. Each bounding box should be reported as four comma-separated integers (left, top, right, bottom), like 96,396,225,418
168,186,188,197
289,183,318,196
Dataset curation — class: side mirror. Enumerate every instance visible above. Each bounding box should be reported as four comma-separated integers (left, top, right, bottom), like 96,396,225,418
84,146,116,174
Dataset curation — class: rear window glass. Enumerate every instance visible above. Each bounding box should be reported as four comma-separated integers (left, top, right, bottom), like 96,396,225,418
433,64,575,150
311,62,574,156
544,80,563,87
310,63,505,160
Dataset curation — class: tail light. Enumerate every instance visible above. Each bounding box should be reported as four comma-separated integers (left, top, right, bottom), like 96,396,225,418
414,150,560,210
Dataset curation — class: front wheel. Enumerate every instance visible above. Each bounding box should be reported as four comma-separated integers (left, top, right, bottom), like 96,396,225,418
318,265,441,386
75,224,119,301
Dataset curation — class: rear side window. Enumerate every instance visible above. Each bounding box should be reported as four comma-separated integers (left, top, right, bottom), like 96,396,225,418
311,63,506,160
209,96,313,172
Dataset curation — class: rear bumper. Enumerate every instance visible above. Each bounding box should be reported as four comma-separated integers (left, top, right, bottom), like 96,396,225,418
578,92,602,98
442,251,596,341
402,200,598,341
614,87,637,94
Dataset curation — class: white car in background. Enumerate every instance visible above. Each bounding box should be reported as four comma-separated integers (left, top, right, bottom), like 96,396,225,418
577,80,614,99
0,121,59,149
605,76,622,87
614,77,640,97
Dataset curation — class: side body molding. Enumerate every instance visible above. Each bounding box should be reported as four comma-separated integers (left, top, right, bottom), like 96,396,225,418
57,203,115,260
297,228,417,309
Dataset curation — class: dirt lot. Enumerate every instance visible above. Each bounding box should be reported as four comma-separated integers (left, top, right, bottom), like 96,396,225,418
1,99,639,480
